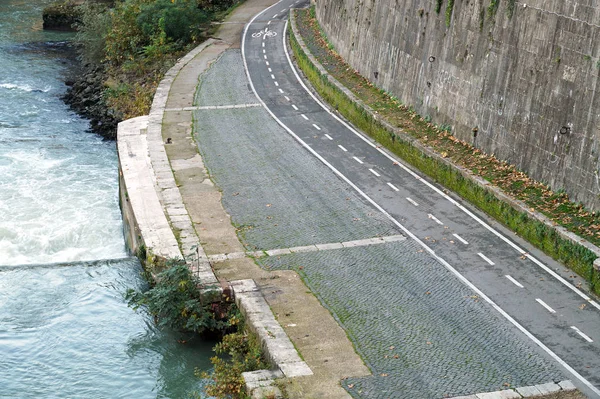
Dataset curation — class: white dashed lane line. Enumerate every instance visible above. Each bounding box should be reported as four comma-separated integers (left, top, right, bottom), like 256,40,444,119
291,104,298,110
428,214,444,225
571,326,593,343
453,233,468,245
312,124,321,130
267,20,271,25
278,88,284,94
265,61,270,66
268,67,272,72
264,55,267,59
505,275,524,288
369,168,380,177
353,156,364,164
387,182,399,192
284,96,290,101
324,134,333,140
274,81,279,86
338,145,348,152
301,114,309,120
477,252,495,265
406,197,419,206
262,42,265,48
271,74,275,79
536,298,556,314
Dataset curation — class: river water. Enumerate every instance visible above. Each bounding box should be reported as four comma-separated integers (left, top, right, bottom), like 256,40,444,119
0,1,212,397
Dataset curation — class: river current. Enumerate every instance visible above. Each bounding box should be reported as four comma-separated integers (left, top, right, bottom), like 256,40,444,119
0,1,212,397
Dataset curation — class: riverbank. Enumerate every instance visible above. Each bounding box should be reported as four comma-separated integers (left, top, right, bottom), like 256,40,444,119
52,0,244,139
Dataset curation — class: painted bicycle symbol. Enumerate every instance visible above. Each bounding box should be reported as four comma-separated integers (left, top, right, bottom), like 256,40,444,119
252,28,277,39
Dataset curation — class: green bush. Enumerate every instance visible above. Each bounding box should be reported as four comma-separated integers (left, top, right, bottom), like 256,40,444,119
200,329,268,398
136,0,209,44
126,259,232,334
74,2,111,63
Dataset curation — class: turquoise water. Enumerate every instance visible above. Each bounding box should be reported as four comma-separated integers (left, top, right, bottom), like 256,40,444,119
0,1,213,397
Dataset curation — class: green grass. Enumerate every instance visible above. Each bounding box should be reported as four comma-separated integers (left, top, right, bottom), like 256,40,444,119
289,10,600,295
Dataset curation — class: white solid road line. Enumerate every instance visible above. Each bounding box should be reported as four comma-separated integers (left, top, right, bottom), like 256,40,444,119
453,233,468,245
505,275,524,288
353,156,364,164
369,168,380,177
278,8,600,314
428,214,444,225
243,11,600,396
571,326,594,343
387,182,399,192
312,123,321,130
536,298,557,314
406,197,419,206
478,252,495,265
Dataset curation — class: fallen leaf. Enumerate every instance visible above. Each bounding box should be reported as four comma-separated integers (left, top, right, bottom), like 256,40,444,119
380,373,388,377
579,304,587,310
266,204,272,207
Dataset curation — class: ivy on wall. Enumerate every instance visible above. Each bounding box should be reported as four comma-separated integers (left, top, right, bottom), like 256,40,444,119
445,0,455,26
487,0,500,19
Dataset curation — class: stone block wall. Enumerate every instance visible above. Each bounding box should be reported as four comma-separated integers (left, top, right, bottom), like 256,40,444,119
315,0,600,209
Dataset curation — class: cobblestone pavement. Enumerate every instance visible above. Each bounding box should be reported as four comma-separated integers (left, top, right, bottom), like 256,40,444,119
261,242,564,398
192,50,565,398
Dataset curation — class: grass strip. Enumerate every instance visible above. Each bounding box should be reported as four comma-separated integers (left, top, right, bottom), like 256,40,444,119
289,8,600,294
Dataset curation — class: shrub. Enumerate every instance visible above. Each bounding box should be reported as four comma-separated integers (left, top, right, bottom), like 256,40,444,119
74,2,111,64
136,0,209,45
200,329,268,398
126,259,232,335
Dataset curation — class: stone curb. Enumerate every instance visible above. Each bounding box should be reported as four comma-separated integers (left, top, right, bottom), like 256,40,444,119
289,10,600,278
144,39,219,286
207,234,406,263
117,116,182,262
447,380,576,399
231,279,313,393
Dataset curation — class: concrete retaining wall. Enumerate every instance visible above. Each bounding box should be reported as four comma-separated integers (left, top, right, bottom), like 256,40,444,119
315,0,600,210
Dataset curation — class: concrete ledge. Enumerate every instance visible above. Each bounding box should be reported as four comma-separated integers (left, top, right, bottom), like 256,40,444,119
143,39,219,286
447,380,577,399
231,279,313,392
117,116,181,262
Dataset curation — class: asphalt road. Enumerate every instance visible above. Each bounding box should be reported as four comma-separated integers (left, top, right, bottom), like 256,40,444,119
242,1,600,397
